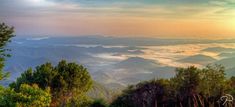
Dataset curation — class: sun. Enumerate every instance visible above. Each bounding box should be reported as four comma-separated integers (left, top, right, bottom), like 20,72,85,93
226,18,235,30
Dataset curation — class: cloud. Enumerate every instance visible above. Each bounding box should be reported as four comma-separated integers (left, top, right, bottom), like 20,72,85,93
26,37,50,41
1,0,234,19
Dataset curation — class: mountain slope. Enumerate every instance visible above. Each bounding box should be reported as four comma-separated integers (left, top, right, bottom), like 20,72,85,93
115,57,160,70
178,54,216,64
87,81,120,102
202,47,235,53
214,57,235,69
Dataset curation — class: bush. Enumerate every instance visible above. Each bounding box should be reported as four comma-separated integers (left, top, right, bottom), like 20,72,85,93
0,84,51,107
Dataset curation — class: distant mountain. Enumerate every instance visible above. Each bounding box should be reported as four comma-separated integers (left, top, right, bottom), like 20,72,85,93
178,54,217,64
92,72,114,84
219,52,235,58
214,57,235,69
111,57,175,85
90,71,126,91
152,66,175,78
4,36,235,90
115,57,161,70
11,36,224,47
202,47,235,53
119,77,141,85
226,67,235,77
104,82,125,91
119,66,175,85
87,81,119,102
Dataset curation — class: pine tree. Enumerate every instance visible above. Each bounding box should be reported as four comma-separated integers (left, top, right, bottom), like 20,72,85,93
0,22,15,80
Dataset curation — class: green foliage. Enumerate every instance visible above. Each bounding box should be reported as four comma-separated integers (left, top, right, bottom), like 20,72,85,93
0,84,51,107
90,99,108,107
172,66,205,107
172,66,200,95
111,65,235,107
66,93,93,107
9,68,34,91
0,22,15,80
87,81,117,103
170,65,230,106
110,79,170,107
10,60,93,106
229,76,235,96
199,64,227,97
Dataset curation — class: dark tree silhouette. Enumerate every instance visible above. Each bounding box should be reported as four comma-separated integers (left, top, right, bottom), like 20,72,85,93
0,22,15,80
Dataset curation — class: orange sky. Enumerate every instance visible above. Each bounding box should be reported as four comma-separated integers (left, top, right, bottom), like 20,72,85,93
1,0,235,39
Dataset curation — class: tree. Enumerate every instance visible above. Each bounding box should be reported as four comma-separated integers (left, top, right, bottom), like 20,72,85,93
173,66,200,95
0,84,51,107
9,68,34,91
110,65,232,107
90,99,108,107
229,76,235,97
0,22,15,80
110,79,171,107
10,60,93,106
199,65,227,97
171,66,203,107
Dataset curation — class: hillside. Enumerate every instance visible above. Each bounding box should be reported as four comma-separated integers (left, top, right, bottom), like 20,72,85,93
87,81,120,102
115,57,161,70
219,52,235,58
226,67,235,77
214,57,235,69
177,54,217,64
202,47,235,53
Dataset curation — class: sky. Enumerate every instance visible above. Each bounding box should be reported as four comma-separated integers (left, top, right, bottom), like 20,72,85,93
1,0,235,39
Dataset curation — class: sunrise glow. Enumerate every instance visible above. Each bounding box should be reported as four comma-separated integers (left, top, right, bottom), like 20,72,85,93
1,0,235,39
